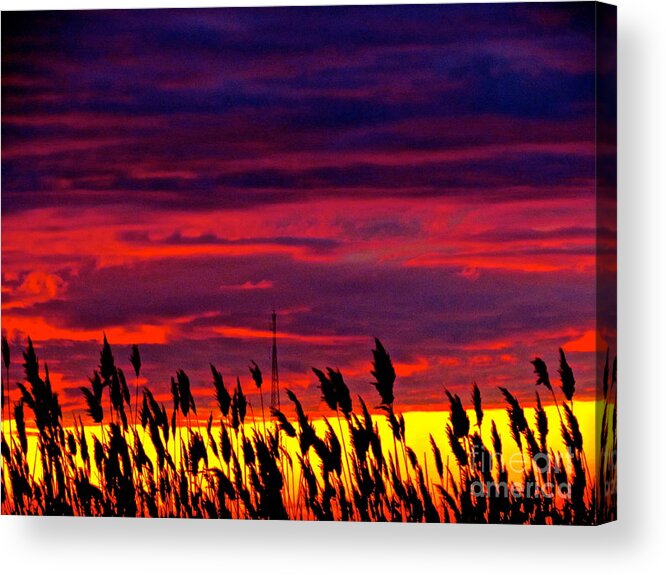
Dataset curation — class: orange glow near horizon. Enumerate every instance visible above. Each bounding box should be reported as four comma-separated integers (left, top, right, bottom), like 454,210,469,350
1,399,604,495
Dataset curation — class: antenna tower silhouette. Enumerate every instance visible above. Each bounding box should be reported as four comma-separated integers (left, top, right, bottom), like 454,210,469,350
270,310,280,409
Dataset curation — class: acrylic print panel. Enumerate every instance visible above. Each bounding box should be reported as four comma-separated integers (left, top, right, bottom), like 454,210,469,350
0,2,616,524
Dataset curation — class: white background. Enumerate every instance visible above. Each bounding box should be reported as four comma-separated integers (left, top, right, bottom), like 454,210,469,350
0,0,663,573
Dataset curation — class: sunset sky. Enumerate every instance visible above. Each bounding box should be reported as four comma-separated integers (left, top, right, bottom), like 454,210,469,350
1,4,605,416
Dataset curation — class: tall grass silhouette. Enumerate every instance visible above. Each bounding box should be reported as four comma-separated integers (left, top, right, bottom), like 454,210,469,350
0,335,616,523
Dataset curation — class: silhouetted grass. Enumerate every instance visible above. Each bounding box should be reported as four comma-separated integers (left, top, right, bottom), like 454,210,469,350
0,335,616,523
